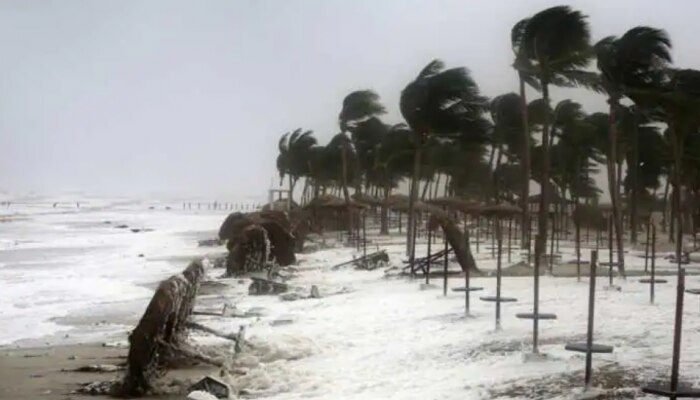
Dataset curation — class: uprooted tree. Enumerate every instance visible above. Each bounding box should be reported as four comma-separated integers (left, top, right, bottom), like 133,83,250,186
219,211,297,276
119,261,204,397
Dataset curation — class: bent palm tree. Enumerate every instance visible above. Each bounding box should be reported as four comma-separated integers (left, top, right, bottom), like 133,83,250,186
338,90,386,203
277,129,317,206
400,59,489,263
519,5,596,268
595,26,672,276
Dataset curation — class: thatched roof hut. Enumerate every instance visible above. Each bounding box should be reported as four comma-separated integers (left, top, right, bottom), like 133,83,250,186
306,194,367,210
351,193,383,207
478,204,522,219
428,197,482,215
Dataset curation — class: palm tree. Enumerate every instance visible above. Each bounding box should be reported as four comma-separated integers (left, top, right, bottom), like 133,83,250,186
338,90,386,203
276,129,317,206
518,5,596,265
595,26,672,275
400,59,490,262
630,69,700,260
511,17,541,246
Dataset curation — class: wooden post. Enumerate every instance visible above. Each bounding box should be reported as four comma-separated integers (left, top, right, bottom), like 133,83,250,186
584,250,598,389
576,219,581,282
651,225,657,304
491,218,496,259
465,247,471,314
533,234,540,352
496,225,503,330
608,217,614,286
476,217,480,253
507,217,513,263
670,268,686,397
426,225,432,285
443,233,448,297
645,218,651,273
549,213,555,272
362,211,367,268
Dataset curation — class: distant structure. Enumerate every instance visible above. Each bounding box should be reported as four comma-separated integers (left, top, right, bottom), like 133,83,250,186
268,188,291,211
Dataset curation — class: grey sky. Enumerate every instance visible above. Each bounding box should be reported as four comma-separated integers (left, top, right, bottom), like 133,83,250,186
1,0,697,200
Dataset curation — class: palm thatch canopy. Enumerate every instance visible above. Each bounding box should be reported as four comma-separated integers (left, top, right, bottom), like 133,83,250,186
306,194,368,210
428,197,482,215
478,204,523,218
351,192,383,207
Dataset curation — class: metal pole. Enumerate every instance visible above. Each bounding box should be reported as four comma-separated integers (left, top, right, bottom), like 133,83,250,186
670,268,686,396
584,250,598,388
651,225,657,305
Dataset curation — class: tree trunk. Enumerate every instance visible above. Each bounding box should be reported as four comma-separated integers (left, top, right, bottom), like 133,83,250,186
607,101,626,277
421,175,432,200
630,110,639,244
535,82,551,270
519,75,531,249
407,139,423,263
668,124,683,262
380,185,390,235
433,173,441,199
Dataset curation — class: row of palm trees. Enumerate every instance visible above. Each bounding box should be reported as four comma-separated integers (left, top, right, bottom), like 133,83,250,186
276,5,700,276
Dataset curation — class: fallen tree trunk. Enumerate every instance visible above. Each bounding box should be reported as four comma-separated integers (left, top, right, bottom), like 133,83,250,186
429,212,480,274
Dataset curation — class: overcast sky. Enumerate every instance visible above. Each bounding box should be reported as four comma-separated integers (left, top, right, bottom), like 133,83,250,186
1,0,698,200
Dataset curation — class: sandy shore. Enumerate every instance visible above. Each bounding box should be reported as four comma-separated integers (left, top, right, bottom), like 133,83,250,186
0,342,220,400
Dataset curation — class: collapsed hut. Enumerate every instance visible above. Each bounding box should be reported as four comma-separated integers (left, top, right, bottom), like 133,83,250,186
304,194,368,234
218,210,297,276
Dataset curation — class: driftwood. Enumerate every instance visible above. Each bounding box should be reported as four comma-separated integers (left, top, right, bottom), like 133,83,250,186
331,250,389,270
118,261,204,397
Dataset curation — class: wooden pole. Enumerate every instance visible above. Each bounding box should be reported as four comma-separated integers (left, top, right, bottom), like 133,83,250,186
576,218,581,282
496,224,503,330
549,213,555,272
533,234,541,352
508,217,513,263
426,225,432,285
476,217,480,253
362,211,367,268
608,217,614,286
651,224,657,305
670,268,686,397
645,218,651,273
443,231,448,296
584,250,598,389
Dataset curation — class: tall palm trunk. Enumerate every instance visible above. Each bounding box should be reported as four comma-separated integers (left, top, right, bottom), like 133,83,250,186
607,101,626,277
519,75,531,249
630,110,639,244
668,124,684,262
380,184,390,235
340,142,352,235
407,138,422,261
433,173,441,199
535,82,551,271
